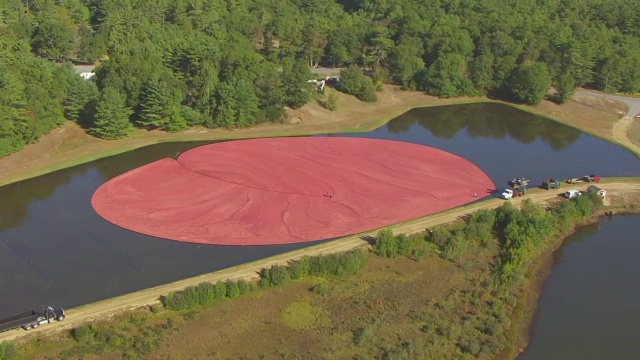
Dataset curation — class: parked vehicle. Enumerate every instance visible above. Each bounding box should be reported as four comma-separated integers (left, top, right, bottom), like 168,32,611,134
542,179,561,190
500,189,514,200
564,190,582,199
0,307,65,332
583,174,601,182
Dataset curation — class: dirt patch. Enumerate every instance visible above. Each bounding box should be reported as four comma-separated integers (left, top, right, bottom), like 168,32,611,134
628,118,640,148
532,95,622,138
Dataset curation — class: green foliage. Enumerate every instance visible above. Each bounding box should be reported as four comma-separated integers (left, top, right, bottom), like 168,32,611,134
337,66,378,103
507,63,552,105
373,228,397,257
66,319,162,359
214,78,259,128
2,0,640,157
554,73,576,104
497,194,602,284
282,58,312,109
322,93,338,111
90,87,133,139
137,78,186,132
0,342,17,360
73,324,99,345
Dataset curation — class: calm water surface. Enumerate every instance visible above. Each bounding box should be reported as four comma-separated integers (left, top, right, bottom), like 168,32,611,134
519,215,640,360
0,103,638,317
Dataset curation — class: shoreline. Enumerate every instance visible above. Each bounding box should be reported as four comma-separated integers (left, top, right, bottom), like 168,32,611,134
2,180,640,346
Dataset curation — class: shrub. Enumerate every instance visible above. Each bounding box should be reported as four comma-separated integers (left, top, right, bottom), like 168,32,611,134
237,279,255,295
322,93,338,111
213,281,227,299
373,228,397,257
337,66,378,103
73,324,98,345
311,283,329,296
225,280,241,298
260,265,291,287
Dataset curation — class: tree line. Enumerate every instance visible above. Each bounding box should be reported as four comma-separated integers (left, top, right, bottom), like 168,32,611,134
1,0,639,156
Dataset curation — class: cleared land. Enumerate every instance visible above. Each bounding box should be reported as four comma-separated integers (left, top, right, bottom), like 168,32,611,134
3,179,639,344
92,138,494,245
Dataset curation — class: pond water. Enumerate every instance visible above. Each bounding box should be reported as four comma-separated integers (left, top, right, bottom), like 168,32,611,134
519,215,640,360
0,103,638,317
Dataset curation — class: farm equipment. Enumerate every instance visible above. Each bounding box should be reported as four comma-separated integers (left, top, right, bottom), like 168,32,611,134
542,179,561,190
501,177,529,200
0,306,65,332
508,177,529,189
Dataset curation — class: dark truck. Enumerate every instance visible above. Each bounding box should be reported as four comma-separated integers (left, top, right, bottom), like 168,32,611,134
542,179,561,190
0,307,65,332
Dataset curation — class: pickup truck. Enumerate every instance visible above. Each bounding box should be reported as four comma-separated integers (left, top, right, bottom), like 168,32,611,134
500,189,514,200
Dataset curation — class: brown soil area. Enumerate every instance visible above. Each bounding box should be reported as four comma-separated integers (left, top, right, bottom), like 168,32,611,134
533,94,624,138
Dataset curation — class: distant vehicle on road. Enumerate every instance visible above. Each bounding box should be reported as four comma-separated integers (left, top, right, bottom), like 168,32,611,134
566,175,601,184
0,306,65,333
564,190,582,199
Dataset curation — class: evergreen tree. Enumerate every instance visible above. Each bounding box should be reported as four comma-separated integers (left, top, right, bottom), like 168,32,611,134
90,87,133,139
137,78,186,132
507,63,552,105
282,58,312,109
63,72,98,123
214,78,259,128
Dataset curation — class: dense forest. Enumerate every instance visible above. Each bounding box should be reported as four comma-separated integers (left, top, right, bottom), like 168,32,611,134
1,0,639,156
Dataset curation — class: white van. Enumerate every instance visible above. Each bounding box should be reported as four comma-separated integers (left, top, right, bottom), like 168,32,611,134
564,190,581,199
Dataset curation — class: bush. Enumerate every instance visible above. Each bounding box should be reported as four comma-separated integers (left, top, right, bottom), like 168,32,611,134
237,279,255,295
260,265,291,287
225,280,241,298
322,93,338,111
373,228,397,257
311,283,330,296
73,324,98,345
337,66,378,103
213,281,227,299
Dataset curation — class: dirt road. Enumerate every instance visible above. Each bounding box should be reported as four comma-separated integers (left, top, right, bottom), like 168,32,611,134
576,90,640,119
2,180,638,343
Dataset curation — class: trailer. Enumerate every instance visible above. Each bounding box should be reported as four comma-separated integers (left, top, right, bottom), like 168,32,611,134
0,307,65,332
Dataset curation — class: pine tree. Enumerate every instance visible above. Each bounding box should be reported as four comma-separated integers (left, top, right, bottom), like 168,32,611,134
282,58,312,109
90,88,133,139
138,78,186,132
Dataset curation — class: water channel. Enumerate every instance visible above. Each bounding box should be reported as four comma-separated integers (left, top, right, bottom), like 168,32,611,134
519,215,640,360
0,103,638,318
